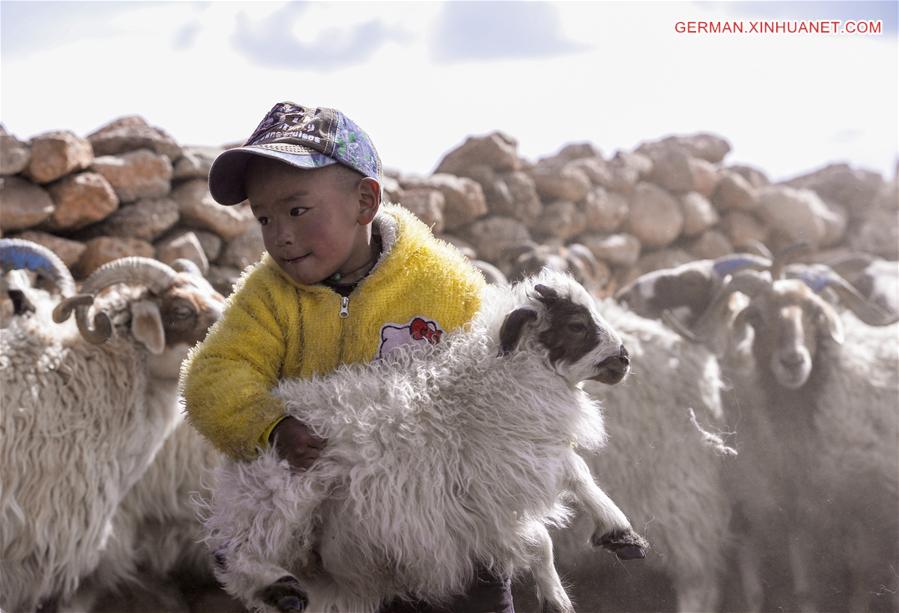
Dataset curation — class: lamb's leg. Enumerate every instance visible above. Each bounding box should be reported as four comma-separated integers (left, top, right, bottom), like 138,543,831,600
565,452,648,560
523,522,574,613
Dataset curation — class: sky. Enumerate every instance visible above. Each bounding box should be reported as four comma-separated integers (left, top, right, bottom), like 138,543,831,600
1,1,897,183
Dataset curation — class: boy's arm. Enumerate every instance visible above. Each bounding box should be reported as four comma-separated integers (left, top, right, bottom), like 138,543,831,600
180,272,289,460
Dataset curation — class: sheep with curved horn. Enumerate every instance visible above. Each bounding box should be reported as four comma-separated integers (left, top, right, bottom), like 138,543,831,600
1,256,226,612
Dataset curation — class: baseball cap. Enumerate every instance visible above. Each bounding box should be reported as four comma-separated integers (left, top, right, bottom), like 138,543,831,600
208,102,382,205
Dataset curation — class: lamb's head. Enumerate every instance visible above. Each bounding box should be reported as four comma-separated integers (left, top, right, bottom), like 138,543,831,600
732,278,844,390
0,238,75,326
53,257,225,375
499,270,628,386
614,253,771,323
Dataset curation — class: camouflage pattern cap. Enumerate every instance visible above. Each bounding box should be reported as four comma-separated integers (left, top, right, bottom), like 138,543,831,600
208,102,382,205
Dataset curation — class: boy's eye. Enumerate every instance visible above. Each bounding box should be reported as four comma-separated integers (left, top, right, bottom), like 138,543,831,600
257,216,268,226
289,207,307,217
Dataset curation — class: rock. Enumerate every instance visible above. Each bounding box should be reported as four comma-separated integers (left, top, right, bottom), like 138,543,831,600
640,133,731,164
578,232,641,267
434,131,520,175
819,199,848,248
155,231,209,274
552,142,603,162
380,175,404,204
621,247,694,286
847,206,898,260
88,197,180,242
0,129,31,175
172,146,221,180
193,230,223,262
0,177,55,231
92,149,173,203
400,189,445,234
712,171,758,212
45,172,119,231
720,210,769,249
603,152,651,194
626,182,684,248
218,226,265,270
464,165,514,216
529,161,591,202
426,174,487,231
13,230,85,268
689,158,719,198
207,265,242,296
75,236,154,278
533,200,586,241
87,115,182,161
437,234,477,260
784,163,883,217
756,185,836,248
499,171,542,225
728,164,769,188
456,215,532,263
646,148,694,194
688,230,733,259
581,187,629,233
566,157,614,187
680,192,719,237
171,179,255,239
25,130,93,184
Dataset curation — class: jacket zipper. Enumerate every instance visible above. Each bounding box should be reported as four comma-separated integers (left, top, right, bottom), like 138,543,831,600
339,296,349,318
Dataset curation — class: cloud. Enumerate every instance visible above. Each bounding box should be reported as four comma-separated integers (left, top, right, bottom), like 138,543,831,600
173,20,201,50
430,1,590,64
230,2,411,71
0,1,133,57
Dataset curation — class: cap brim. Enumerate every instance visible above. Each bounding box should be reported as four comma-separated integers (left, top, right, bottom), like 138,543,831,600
208,144,338,205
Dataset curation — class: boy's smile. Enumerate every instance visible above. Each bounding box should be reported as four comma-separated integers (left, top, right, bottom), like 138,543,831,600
245,157,380,287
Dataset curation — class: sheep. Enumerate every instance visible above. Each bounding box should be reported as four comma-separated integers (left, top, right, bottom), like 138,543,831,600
201,269,648,613
525,299,736,613
668,269,898,612
0,238,75,327
500,242,608,294
613,251,771,327
0,256,225,613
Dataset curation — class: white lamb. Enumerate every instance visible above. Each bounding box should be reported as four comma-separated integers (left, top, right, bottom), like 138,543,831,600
203,269,648,613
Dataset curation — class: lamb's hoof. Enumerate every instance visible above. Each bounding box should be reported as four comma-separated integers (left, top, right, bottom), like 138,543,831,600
257,575,308,612
592,528,649,560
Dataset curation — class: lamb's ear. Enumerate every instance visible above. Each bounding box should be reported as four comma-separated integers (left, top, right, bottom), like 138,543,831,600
533,284,559,305
499,306,538,356
130,299,165,355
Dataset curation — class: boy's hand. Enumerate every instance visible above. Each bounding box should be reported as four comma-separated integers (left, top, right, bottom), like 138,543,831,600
270,417,326,472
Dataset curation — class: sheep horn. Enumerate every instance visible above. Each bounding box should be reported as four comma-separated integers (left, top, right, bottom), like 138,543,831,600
771,241,813,280
67,258,178,344
734,239,773,260
711,253,773,279
0,238,76,297
818,271,899,326
53,294,113,343
662,309,704,343
824,252,876,278
171,258,203,277
689,270,773,340
81,257,178,296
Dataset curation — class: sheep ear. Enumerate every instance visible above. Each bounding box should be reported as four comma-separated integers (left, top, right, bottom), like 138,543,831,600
130,299,165,355
533,284,559,304
815,304,844,345
499,307,538,355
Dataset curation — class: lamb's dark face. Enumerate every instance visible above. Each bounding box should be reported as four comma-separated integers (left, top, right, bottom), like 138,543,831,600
500,281,628,386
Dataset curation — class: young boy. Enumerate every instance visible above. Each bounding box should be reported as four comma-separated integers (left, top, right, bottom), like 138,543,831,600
180,102,514,613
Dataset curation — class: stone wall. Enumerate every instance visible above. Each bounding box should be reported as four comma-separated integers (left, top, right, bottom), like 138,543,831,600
1,118,896,297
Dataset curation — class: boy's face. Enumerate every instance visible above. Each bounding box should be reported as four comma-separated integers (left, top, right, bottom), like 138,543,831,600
245,157,379,286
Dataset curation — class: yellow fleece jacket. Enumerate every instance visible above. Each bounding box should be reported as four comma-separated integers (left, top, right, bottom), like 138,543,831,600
180,204,486,460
